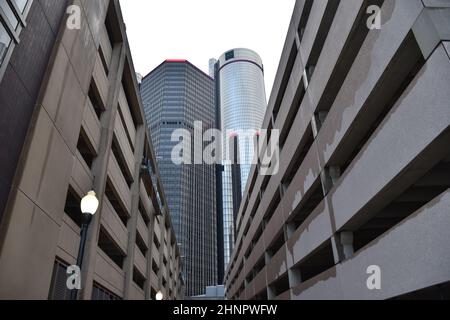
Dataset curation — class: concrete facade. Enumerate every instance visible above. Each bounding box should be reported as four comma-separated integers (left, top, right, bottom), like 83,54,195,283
0,0,65,226
225,0,450,300
0,0,183,300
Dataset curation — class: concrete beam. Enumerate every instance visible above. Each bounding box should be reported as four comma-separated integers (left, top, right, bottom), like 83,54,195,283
413,7,450,59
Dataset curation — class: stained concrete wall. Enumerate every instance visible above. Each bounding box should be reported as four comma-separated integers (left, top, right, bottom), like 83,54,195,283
226,0,450,300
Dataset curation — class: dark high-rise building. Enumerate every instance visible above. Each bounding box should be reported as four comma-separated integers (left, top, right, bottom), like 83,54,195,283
226,0,450,300
140,60,218,296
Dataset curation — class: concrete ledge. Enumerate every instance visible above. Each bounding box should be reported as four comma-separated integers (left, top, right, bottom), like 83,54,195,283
292,189,450,300
330,45,450,231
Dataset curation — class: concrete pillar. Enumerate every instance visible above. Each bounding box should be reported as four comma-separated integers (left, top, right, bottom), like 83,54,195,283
144,199,156,299
280,182,288,197
285,222,296,240
267,285,276,300
264,251,271,266
157,211,166,292
123,126,146,299
146,212,159,300
340,231,354,259
295,32,301,49
139,150,156,300
164,233,171,296
288,267,302,288
311,111,328,138
321,166,341,195
302,69,309,89
79,43,126,300
307,65,315,80
331,231,354,264
299,26,306,42
270,115,275,129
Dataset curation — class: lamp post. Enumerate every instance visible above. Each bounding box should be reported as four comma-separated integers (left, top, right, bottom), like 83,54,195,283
70,191,99,300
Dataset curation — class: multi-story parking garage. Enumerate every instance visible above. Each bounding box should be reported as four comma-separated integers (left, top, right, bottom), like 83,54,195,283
0,0,183,300
225,0,450,300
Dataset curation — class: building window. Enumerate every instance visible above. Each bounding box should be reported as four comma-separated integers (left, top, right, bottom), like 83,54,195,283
64,186,82,227
92,282,122,300
88,79,105,119
133,267,146,290
77,128,97,169
98,226,126,268
48,259,71,300
0,0,32,80
225,50,235,61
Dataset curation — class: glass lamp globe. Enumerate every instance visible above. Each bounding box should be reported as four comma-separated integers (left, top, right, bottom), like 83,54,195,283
155,291,164,301
80,191,99,215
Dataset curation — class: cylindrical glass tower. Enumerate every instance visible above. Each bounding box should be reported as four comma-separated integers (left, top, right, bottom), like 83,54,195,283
216,48,267,269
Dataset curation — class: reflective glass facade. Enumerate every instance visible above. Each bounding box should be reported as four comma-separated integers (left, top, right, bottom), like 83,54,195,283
216,49,267,269
140,61,217,296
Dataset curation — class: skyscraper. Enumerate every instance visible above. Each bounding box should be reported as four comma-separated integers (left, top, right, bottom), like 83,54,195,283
209,58,217,79
140,60,217,296
213,49,267,269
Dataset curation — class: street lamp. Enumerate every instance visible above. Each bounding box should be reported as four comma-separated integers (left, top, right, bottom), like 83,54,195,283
155,291,164,301
70,191,99,300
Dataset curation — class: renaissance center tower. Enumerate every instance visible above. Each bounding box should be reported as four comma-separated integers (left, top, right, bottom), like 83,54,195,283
214,49,267,269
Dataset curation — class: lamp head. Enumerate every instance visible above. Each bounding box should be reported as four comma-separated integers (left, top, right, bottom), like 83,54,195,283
81,191,99,215
155,291,164,301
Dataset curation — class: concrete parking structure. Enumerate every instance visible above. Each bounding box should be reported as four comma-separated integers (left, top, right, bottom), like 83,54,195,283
225,0,450,300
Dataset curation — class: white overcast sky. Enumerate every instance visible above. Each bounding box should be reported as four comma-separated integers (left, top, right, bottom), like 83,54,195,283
119,0,295,99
